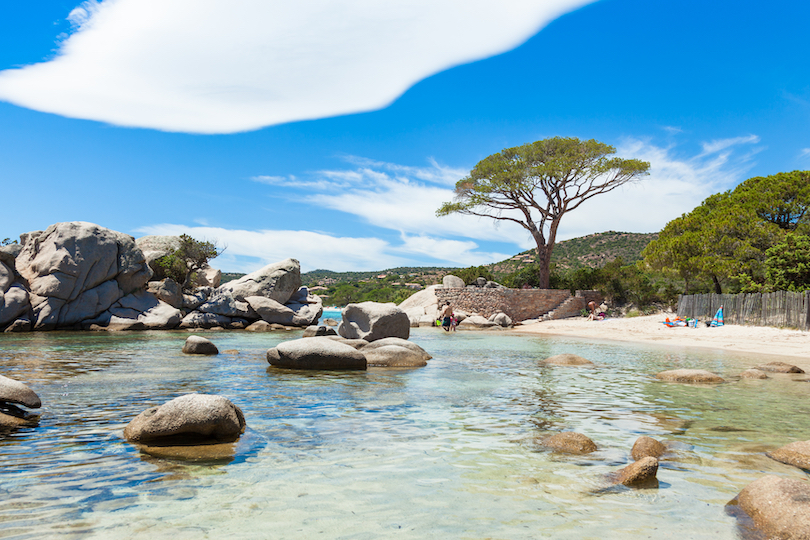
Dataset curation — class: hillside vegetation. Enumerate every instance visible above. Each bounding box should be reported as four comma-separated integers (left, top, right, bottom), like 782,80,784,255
488,231,657,279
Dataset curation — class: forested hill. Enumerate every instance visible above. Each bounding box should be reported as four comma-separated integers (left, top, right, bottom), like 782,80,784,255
223,231,657,289
488,231,658,277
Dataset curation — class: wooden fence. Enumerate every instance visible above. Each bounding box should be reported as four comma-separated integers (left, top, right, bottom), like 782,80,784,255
677,291,810,330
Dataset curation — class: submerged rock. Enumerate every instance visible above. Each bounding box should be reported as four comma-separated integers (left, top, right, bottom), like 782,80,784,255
539,432,597,454
655,369,724,384
541,354,594,367
124,393,245,444
740,368,769,379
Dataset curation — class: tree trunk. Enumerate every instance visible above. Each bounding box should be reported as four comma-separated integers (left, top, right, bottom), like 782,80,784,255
712,274,722,294
534,244,551,289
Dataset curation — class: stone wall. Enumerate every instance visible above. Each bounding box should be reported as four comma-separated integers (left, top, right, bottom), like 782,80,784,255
435,288,570,321
434,288,604,322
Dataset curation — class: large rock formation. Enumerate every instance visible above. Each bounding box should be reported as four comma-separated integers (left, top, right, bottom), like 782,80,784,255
217,258,301,304
1,223,321,332
338,302,410,342
13,222,152,329
398,285,440,327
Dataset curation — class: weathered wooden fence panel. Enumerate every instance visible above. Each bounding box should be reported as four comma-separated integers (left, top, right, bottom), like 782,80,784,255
677,291,810,330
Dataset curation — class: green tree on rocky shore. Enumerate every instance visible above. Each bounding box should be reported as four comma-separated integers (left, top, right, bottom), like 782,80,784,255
156,234,222,290
437,137,650,288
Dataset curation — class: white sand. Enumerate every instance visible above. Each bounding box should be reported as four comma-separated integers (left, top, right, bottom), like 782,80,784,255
513,313,810,369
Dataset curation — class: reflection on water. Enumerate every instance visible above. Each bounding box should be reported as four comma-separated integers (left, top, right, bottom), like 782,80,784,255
1,329,809,539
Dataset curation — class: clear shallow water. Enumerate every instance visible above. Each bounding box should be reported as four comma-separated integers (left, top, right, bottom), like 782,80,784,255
0,329,809,539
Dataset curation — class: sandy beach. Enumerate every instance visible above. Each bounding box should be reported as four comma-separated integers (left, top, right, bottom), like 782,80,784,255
513,313,810,369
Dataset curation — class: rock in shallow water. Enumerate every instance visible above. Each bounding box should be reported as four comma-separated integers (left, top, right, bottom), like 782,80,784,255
730,475,810,540
338,302,410,342
766,440,810,471
631,436,666,461
123,393,245,444
755,361,805,374
541,354,593,367
539,432,597,454
267,337,366,370
614,456,659,487
0,374,41,409
655,369,724,384
182,335,219,355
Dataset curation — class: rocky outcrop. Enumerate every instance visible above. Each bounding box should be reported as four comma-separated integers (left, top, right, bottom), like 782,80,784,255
398,285,439,327
338,302,410,342
541,354,594,367
631,436,666,460
88,290,183,330
755,362,805,374
488,312,513,327
147,279,184,309
442,275,465,288
218,258,301,304
766,440,810,470
182,336,219,355
123,393,245,443
13,222,152,329
731,475,810,539
2,223,320,333
246,290,322,327
539,432,597,454
267,337,367,370
655,369,725,384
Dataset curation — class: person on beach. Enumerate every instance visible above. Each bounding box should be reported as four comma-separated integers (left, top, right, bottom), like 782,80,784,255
588,301,598,321
440,301,453,331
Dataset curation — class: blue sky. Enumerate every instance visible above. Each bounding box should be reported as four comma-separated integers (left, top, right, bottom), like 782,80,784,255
1,0,808,273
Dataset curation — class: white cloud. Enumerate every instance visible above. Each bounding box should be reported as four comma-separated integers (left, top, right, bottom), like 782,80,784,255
261,137,761,248
133,223,504,272
557,135,761,240
0,0,594,133
800,148,810,158
699,134,760,156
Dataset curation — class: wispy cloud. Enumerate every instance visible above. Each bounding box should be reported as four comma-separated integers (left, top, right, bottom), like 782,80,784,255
699,134,760,156
142,134,763,273
133,223,504,272
0,0,594,133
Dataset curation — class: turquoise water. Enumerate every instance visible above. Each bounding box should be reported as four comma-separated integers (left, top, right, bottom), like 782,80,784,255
0,329,808,539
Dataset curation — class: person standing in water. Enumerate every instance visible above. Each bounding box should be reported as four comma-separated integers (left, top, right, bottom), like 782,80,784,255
440,301,453,331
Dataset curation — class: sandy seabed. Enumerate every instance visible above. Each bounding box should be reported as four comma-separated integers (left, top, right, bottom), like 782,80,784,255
513,313,810,370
